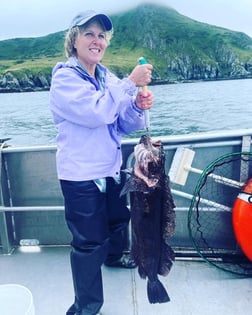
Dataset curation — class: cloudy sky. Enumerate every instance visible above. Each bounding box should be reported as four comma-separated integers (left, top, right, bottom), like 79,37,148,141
0,0,251,40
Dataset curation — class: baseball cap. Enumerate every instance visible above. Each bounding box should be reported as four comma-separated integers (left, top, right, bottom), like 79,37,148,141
69,10,113,31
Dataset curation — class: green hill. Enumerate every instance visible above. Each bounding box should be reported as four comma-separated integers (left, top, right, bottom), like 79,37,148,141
0,3,252,91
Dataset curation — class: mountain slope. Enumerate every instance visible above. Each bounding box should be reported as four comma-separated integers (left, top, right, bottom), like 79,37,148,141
108,3,252,79
0,3,252,91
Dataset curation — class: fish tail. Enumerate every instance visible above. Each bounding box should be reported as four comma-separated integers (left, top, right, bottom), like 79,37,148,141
147,279,170,304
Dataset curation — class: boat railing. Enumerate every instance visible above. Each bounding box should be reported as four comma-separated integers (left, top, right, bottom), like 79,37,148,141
1,129,252,255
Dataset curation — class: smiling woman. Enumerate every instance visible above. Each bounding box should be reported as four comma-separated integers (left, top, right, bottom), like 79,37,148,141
64,11,114,68
49,9,153,315
65,20,111,76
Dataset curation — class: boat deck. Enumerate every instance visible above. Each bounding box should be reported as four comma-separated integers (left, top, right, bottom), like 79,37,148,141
0,246,251,315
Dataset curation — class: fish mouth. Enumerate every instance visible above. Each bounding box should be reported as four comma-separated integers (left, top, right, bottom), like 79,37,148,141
134,135,162,187
137,135,161,165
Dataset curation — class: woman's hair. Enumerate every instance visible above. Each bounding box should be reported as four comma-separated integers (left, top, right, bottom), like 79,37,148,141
64,17,113,58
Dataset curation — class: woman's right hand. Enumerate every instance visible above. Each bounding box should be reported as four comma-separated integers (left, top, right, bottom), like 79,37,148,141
135,90,154,111
128,64,153,87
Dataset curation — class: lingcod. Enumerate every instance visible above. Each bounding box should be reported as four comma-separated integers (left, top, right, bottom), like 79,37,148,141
121,135,176,304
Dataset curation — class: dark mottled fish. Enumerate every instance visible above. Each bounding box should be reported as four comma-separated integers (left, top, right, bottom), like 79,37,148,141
121,135,176,304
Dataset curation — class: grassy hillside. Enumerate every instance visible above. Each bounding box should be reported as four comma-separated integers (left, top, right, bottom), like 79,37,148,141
0,3,252,81
0,31,65,76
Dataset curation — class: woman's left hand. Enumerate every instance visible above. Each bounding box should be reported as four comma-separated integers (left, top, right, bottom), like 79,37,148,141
135,90,154,110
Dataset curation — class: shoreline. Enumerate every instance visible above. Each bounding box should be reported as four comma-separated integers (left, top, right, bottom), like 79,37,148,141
0,76,252,93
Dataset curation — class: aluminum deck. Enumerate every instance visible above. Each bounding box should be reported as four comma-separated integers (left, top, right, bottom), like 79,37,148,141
0,246,251,315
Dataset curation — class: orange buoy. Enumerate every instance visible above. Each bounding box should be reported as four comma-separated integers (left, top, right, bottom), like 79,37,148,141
232,178,252,261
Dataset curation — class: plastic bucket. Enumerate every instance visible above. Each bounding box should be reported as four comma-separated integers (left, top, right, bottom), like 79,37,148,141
0,284,35,315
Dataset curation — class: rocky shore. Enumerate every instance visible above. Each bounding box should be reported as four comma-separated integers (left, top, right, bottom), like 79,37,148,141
0,71,51,93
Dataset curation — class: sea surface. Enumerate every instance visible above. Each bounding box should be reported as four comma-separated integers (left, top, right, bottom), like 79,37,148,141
0,78,252,146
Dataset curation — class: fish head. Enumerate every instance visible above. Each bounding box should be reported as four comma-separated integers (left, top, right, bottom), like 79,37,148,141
138,135,161,162
134,135,165,187
135,136,161,169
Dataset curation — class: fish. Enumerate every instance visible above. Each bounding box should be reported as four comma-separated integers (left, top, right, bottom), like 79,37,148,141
121,135,176,304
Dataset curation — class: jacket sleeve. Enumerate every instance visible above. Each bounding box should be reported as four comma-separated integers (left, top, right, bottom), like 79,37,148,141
50,66,145,133
105,73,145,135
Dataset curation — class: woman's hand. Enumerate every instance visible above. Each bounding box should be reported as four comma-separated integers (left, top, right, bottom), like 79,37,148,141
128,64,153,87
135,90,154,110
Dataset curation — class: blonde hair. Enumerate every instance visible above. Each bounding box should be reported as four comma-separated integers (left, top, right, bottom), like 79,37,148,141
64,17,113,58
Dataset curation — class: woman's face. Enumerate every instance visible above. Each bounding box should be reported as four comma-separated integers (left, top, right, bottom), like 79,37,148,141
74,21,108,72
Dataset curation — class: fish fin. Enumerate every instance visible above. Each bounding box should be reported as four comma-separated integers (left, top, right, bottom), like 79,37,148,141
147,279,170,304
120,176,136,196
121,168,133,175
138,265,147,279
158,242,175,276
120,181,130,196
120,175,151,196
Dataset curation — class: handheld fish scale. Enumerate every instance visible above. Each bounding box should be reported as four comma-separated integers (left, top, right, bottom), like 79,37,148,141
138,57,150,135
169,147,244,187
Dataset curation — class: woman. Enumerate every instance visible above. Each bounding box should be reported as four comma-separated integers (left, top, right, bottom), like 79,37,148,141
49,10,153,315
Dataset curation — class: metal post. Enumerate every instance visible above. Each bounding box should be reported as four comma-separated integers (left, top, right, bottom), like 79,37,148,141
240,135,251,183
0,142,12,254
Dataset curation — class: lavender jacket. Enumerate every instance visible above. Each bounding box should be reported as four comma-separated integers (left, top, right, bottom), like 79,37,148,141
49,57,145,181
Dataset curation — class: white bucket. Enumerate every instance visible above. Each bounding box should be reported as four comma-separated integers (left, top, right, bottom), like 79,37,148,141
0,284,35,315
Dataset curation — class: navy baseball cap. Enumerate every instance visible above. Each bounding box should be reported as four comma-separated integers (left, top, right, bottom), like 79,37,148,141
69,10,113,31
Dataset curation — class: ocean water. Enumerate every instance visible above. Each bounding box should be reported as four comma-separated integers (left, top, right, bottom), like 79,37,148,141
0,78,252,146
